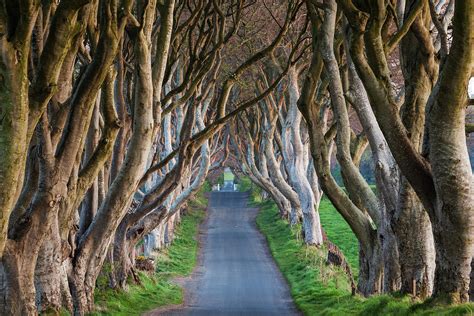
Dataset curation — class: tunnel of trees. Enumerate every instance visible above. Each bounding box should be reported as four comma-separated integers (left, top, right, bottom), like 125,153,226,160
0,0,472,314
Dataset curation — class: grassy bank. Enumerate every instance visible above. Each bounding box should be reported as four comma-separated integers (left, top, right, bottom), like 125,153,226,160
92,185,208,315
255,196,474,315
319,198,359,275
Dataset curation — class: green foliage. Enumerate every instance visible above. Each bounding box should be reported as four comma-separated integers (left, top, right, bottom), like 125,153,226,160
332,148,376,186
237,176,264,202
200,180,212,194
91,184,208,315
217,173,224,185
254,195,474,316
237,176,254,192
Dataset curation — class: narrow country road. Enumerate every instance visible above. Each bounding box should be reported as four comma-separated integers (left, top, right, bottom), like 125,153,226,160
149,191,299,316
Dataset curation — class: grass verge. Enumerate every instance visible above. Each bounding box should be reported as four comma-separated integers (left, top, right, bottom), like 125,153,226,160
91,186,208,315
319,198,359,276
255,196,474,316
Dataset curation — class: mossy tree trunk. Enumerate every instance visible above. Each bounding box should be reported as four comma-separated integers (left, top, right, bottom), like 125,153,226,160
337,0,473,302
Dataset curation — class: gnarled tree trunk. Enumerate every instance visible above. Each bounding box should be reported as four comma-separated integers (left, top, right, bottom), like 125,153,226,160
282,68,323,245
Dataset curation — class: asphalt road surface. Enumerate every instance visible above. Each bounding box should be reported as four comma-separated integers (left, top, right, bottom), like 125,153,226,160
154,191,299,316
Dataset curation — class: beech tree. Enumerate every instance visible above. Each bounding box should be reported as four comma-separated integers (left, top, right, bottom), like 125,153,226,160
0,0,303,314
0,0,472,314
234,0,472,300
335,0,472,302
297,0,472,301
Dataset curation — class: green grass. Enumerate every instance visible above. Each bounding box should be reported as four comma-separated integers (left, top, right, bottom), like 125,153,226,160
155,196,207,277
319,197,359,275
91,185,208,316
91,273,182,316
255,197,474,316
224,171,235,181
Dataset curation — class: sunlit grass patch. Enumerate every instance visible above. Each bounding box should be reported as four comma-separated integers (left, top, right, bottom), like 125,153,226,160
255,195,474,315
